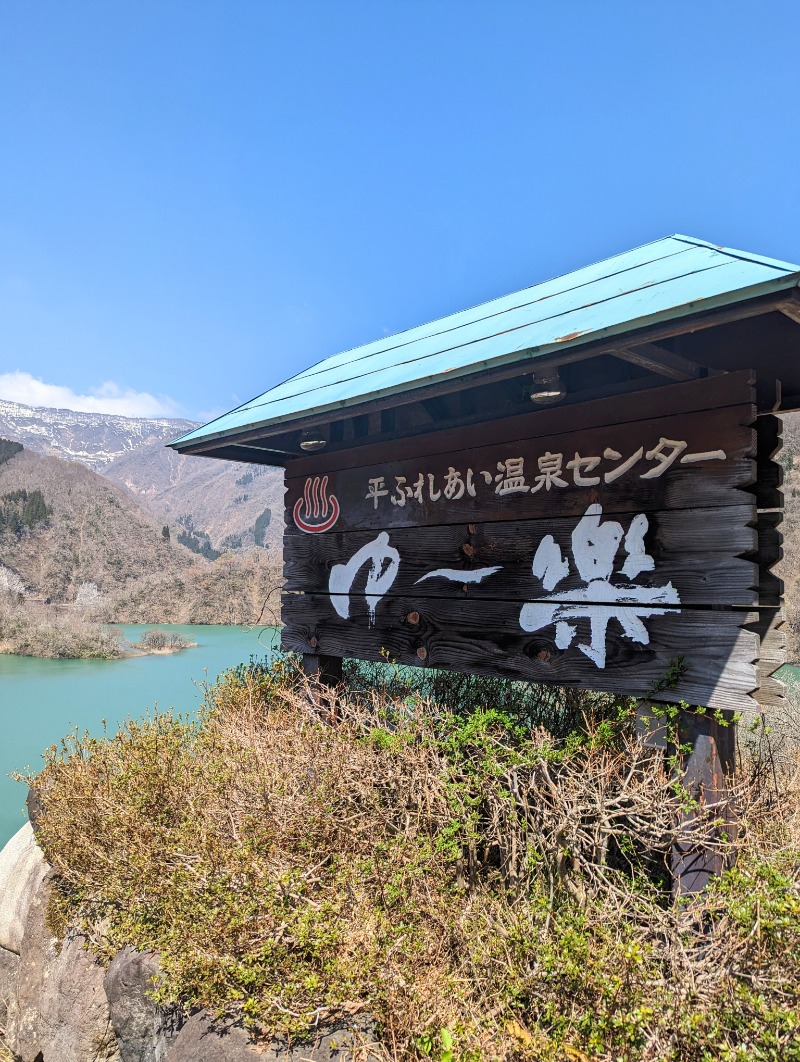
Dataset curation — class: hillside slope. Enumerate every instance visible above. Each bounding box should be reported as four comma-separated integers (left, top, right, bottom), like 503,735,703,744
103,439,283,554
0,399,283,553
0,447,194,602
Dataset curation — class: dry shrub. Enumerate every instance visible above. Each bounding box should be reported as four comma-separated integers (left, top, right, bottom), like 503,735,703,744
97,550,284,626
134,629,193,651
28,659,800,1060
0,595,122,658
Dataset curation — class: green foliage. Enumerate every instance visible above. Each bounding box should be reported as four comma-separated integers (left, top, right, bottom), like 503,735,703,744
0,488,51,536
0,437,23,467
253,506,272,546
161,524,170,542
27,657,800,1059
342,655,632,740
176,528,221,560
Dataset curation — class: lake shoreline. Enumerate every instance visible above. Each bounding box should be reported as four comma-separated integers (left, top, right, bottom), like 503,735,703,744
0,624,279,849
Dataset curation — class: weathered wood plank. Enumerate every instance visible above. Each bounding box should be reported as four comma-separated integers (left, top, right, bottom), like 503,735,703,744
672,709,737,897
283,506,759,607
281,595,760,714
280,374,773,719
612,343,703,382
746,609,786,708
302,653,343,687
286,405,756,534
777,291,800,326
289,372,755,478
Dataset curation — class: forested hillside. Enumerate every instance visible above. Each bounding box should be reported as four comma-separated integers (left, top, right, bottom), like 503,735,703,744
0,439,283,647
0,399,283,555
0,445,194,603
103,438,283,556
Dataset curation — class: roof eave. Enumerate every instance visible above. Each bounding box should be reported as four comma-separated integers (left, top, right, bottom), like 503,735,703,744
169,272,800,454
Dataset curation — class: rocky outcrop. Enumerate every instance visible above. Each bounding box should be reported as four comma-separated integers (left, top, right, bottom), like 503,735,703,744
0,943,19,1029
0,824,48,955
167,1013,378,1061
104,948,181,1062
4,869,119,1061
0,829,377,1061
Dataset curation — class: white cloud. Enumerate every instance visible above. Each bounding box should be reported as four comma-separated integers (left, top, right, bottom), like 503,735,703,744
0,371,183,419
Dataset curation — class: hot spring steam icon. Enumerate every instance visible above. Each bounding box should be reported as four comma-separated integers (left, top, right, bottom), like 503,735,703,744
293,475,341,533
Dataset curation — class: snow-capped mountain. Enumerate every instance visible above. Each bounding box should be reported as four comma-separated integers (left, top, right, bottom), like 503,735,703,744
0,399,283,554
0,399,196,471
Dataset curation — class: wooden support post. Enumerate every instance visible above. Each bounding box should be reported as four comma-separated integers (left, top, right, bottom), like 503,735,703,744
301,653,344,722
671,709,737,899
301,653,343,688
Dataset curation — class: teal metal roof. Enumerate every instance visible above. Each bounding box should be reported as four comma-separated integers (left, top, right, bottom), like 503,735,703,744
173,235,800,450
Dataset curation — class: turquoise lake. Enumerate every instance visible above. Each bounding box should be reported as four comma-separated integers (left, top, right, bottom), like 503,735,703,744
0,624,280,849
2,634,797,852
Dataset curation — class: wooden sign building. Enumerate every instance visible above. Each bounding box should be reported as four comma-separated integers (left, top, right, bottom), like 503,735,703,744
172,235,800,719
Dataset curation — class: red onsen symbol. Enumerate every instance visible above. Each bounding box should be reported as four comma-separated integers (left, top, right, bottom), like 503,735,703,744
293,475,340,534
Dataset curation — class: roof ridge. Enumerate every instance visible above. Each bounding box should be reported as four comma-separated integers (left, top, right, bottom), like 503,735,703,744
671,234,800,273
171,235,800,451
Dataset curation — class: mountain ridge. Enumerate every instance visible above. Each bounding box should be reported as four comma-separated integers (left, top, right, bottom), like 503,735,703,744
0,398,196,471
0,399,283,553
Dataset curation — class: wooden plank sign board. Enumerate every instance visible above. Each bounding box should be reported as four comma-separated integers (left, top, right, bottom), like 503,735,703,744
281,371,784,715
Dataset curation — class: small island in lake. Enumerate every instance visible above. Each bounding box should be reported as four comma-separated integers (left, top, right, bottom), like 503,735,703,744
126,629,197,655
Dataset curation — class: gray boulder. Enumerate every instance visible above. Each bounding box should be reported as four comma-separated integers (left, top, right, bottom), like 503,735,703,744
0,943,20,1028
104,947,182,1062
165,1012,257,1061
4,870,120,1061
26,786,44,837
263,1017,379,1061
0,823,49,954
166,1011,377,1061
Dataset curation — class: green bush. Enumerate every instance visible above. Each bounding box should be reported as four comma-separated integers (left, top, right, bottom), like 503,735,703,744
28,658,800,1059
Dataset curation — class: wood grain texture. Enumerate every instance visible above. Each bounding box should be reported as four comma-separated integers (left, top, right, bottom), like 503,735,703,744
755,414,783,510
612,343,703,382
281,594,760,714
286,405,755,535
750,420,786,704
279,373,786,716
284,505,759,607
746,609,785,708
755,509,783,608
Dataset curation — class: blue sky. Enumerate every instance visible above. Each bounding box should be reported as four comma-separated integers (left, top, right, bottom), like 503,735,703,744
1,1,799,422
